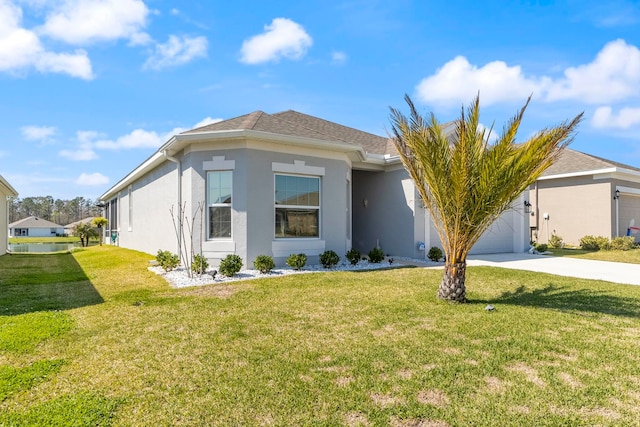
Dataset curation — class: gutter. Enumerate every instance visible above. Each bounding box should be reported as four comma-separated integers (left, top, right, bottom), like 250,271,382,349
163,150,182,258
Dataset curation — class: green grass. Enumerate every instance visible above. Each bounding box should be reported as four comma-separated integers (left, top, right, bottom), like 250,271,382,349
1,246,640,426
549,247,640,264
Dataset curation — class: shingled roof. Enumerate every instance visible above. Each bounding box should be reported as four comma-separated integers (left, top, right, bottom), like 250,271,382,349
541,149,640,177
181,110,391,155
8,216,63,229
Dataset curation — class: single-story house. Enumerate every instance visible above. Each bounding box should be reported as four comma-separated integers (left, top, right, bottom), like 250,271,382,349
99,110,530,267
529,149,640,246
64,217,97,236
8,216,64,238
1,174,18,256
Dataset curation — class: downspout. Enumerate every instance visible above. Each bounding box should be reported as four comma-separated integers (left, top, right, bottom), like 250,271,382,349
534,180,539,240
164,150,182,259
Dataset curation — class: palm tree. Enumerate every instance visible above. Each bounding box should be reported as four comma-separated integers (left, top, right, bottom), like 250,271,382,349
389,95,582,302
92,217,108,246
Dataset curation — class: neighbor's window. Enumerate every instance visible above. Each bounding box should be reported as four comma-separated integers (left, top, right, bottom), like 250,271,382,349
275,174,320,238
207,171,232,238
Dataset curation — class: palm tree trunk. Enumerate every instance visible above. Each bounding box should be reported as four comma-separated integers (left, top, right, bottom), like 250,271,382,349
438,261,467,302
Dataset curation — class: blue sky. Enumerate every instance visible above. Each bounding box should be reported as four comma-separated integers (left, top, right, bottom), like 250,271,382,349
2,0,640,200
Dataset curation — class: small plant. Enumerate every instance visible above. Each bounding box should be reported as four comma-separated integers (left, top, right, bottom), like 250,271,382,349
286,253,307,270
548,233,564,249
428,246,443,262
534,243,548,253
610,236,635,251
219,254,243,277
345,248,361,265
579,235,610,251
253,255,275,274
368,247,385,263
156,250,179,271
320,250,340,268
191,254,209,275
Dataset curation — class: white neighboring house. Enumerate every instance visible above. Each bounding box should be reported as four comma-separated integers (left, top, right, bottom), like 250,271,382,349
64,217,97,236
1,174,18,256
99,110,530,267
8,216,64,238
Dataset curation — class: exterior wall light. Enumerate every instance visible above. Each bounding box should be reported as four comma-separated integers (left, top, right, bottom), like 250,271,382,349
524,200,532,213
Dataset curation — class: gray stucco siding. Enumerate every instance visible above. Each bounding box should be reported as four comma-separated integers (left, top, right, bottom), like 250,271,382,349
352,169,418,258
113,160,179,256
186,147,351,267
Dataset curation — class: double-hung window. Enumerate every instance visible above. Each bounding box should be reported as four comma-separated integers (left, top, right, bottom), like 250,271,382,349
275,174,320,238
207,171,232,238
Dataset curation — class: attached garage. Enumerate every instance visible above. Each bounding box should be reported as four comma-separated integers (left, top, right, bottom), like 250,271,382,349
617,190,640,242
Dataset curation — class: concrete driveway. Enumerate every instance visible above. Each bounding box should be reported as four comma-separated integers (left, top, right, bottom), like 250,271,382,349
467,253,640,286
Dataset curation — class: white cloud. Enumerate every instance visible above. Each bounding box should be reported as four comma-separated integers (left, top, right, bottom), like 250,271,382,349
128,31,152,46
546,39,640,103
193,116,223,128
143,34,207,70
59,144,98,161
21,125,56,141
93,128,163,149
592,106,640,130
331,50,347,65
416,56,547,106
39,0,149,45
75,172,109,186
415,39,640,107
240,18,312,64
0,0,93,79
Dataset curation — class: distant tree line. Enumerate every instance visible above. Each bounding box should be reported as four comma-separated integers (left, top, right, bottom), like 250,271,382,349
8,196,103,226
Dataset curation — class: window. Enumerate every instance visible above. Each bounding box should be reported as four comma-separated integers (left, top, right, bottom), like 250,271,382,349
128,185,133,231
275,174,320,238
207,171,232,238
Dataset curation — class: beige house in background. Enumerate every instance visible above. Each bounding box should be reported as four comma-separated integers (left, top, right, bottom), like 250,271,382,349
530,149,640,246
1,174,18,256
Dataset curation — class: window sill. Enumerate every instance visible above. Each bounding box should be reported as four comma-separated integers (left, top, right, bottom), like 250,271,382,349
272,239,325,257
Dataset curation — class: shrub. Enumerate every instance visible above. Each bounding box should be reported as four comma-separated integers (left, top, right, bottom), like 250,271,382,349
286,253,307,270
610,236,635,251
219,254,243,277
253,255,275,274
345,248,361,265
156,250,179,271
191,254,209,275
427,246,443,262
534,243,548,253
548,234,564,249
368,247,385,263
320,250,340,268
579,235,609,251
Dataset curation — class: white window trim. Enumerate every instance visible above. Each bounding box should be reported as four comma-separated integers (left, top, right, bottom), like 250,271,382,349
207,171,233,240
274,172,322,240
272,160,325,176
203,156,236,242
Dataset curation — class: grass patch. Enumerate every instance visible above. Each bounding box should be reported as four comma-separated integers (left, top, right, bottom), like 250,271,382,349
0,393,120,426
2,246,640,425
0,311,73,353
0,360,65,402
549,247,640,264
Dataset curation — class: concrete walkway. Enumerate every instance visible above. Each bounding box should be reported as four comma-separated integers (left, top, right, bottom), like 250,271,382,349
467,253,640,286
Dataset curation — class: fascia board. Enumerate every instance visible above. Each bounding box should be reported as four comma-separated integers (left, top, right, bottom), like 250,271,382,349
99,151,165,201
0,175,18,197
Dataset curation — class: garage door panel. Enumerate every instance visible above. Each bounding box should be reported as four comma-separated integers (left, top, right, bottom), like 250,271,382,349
470,215,514,254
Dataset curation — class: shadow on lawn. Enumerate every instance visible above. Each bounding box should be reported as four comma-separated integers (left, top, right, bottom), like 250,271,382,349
482,284,640,318
0,253,103,316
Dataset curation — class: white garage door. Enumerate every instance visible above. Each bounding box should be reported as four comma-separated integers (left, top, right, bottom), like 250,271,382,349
619,194,640,242
469,214,514,254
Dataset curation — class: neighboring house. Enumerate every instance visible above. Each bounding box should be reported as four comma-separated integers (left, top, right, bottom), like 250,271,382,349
9,216,64,238
99,110,529,267
1,174,18,256
64,217,97,236
529,149,640,246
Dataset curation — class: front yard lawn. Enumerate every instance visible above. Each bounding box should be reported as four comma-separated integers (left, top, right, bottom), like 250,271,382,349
1,246,639,426
549,247,640,264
